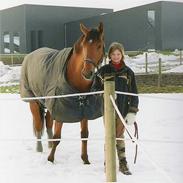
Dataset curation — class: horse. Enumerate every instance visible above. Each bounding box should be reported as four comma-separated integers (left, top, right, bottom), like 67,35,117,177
20,22,104,164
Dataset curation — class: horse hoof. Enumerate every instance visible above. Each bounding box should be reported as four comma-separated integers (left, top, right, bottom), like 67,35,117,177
83,160,90,164
36,142,43,152
47,156,54,163
81,155,90,164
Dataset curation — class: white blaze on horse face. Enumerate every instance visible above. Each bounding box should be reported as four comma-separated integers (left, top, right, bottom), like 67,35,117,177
88,39,93,43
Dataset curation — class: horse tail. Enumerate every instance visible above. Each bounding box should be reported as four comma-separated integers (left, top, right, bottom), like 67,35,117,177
33,104,45,137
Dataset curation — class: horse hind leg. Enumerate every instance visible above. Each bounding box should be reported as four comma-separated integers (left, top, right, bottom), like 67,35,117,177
48,121,63,163
29,101,45,152
80,119,90,164
45,110,53,148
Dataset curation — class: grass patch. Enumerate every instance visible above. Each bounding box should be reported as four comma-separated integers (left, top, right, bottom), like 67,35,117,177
0,54,26,65
138,85,183,93
0,84,183,94
0,85,20,93
125,51,144,57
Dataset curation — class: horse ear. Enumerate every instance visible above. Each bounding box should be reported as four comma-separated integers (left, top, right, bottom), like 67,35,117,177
80,23,89,35
98,22,104,34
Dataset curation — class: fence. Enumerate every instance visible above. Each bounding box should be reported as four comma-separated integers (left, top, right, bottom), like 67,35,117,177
142,50,182,74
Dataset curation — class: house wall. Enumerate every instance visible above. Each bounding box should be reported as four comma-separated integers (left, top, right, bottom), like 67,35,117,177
161,1,183,50
66,1,183,51
0,4,112,53
66,2,163,51
0,6,26,53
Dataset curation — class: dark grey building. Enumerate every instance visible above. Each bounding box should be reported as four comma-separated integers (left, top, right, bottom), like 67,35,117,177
66,1,183,51
0,4,112,53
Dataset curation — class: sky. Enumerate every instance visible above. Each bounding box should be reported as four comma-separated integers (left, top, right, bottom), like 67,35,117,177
0,0,183,11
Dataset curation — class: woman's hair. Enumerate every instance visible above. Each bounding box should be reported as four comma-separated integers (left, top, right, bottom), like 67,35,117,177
108,42,125,59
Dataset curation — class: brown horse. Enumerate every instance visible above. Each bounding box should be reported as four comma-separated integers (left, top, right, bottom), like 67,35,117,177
20,22,104,164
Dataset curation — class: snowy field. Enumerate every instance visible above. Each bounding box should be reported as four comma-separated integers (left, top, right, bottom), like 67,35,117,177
0,93,183,183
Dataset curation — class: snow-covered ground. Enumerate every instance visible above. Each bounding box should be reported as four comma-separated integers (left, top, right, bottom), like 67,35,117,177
0,51,183,182
0,61,21,85
0,51,183,86
0,93,183,183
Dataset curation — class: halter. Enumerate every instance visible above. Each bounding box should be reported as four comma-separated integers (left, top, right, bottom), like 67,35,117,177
83,45,105,71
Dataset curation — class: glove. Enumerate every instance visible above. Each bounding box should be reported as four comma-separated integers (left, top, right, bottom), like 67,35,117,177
125,112,136,125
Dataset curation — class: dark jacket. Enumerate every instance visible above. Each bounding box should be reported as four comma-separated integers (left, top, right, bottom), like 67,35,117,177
92,61,139,117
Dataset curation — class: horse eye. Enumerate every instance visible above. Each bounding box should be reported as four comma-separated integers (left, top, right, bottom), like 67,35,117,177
97,45,101,49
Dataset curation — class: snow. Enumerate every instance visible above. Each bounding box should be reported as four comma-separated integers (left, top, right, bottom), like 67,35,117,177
0,93,183,183
0,51,183,86
0,61,21,85
164,65,183,73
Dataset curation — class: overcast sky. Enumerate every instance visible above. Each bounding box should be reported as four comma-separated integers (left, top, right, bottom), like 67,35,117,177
0,0,183,11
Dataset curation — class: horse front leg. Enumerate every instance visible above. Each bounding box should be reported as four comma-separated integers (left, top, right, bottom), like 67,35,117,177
80,119,90,164
45,110,53,148
47,121,63,163
29,101,44,152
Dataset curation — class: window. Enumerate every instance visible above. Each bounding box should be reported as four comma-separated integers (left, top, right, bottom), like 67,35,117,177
147,10,155,27
13,32,20,53
3,32,10,53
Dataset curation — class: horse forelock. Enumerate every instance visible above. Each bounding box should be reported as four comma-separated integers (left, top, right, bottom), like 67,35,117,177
74,28,103,53
85,29,101,42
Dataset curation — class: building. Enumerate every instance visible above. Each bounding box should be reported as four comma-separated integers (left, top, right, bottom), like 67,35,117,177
0,4,112,54
1,1,183,53
66,1,183,51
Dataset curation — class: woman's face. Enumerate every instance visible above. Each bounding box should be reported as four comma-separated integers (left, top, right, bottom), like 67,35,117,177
110,49,123,64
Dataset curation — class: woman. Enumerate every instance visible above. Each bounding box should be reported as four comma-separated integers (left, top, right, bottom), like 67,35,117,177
93,42,139,175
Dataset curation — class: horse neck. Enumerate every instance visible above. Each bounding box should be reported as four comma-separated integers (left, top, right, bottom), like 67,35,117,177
66,53,92,92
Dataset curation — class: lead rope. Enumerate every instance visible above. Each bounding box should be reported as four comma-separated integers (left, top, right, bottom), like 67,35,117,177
134,121,139,164
124,121,139,164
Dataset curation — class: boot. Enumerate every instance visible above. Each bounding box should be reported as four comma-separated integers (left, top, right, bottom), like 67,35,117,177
116,136,132,175
119,157,132,175
47,128,53,148
36,131,43,152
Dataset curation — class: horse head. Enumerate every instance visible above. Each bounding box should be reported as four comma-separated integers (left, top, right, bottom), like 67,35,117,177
79,22,105,80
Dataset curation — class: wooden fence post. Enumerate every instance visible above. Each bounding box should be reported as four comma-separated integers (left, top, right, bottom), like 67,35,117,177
11,54,14,66
104,75,116,182
145,52,148,74
158,58,162,87
180,50,182,65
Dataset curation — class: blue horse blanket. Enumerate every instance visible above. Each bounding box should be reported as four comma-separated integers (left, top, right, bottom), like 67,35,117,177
20,47,103,122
